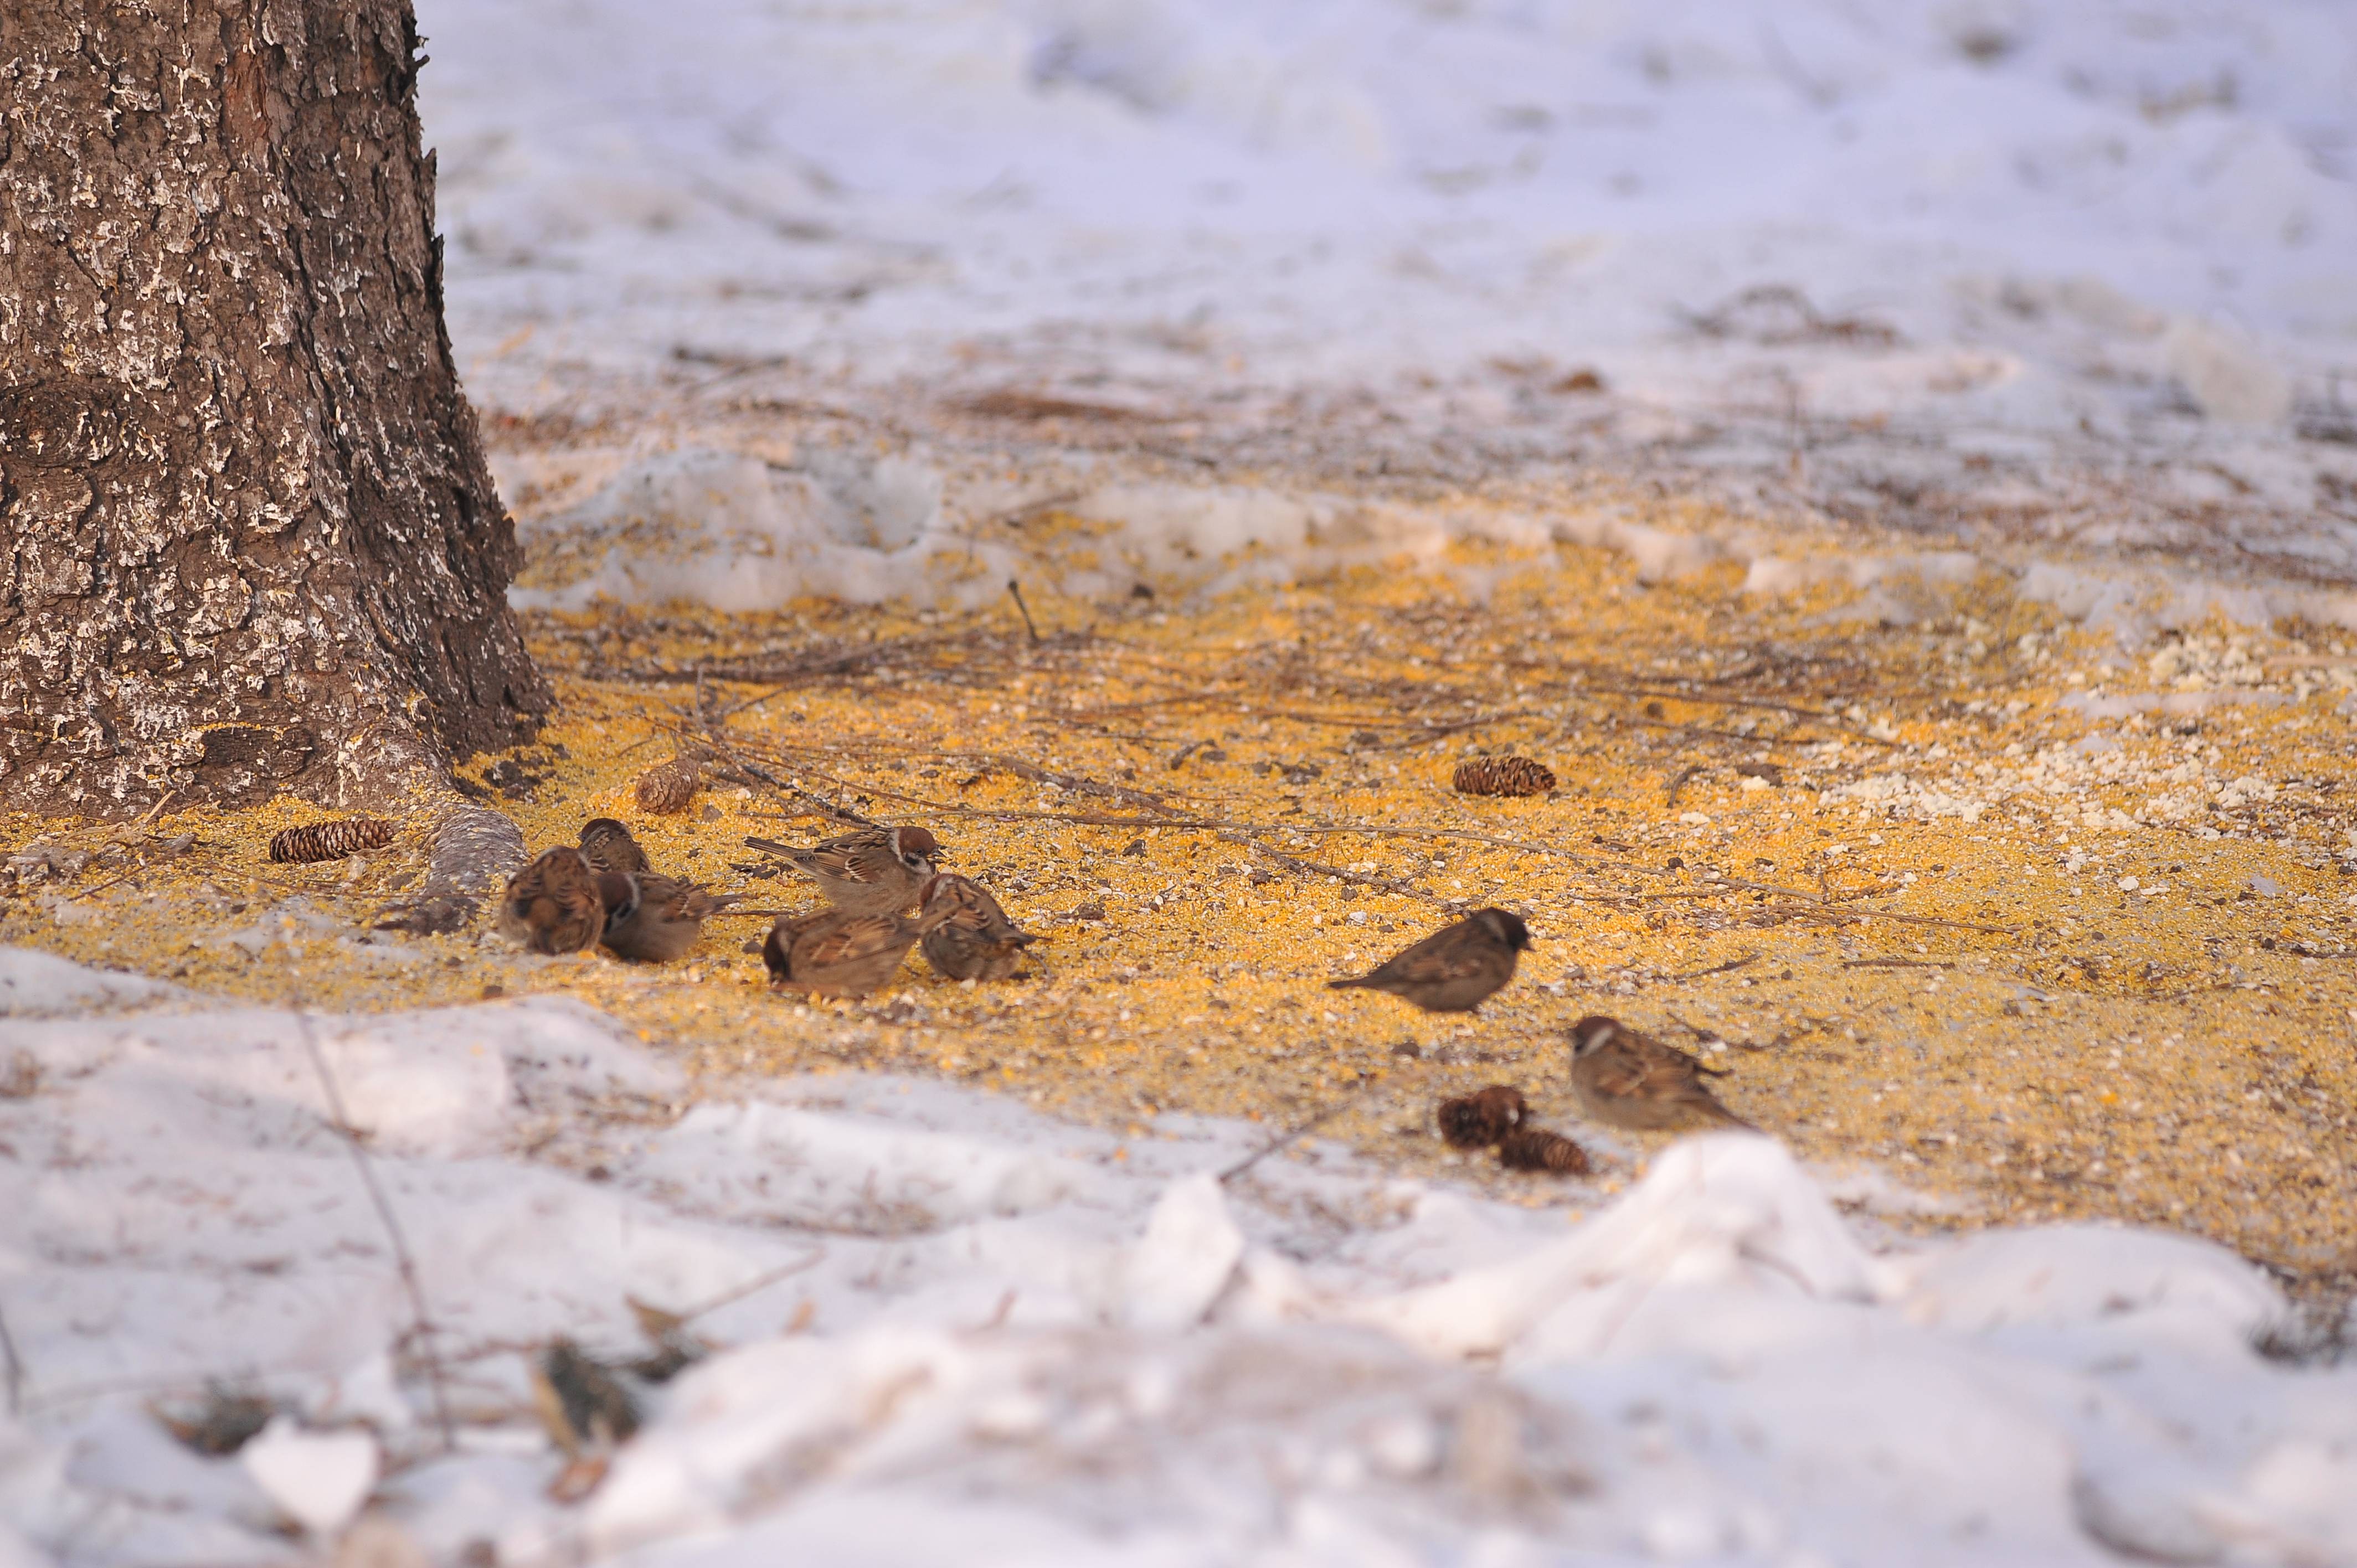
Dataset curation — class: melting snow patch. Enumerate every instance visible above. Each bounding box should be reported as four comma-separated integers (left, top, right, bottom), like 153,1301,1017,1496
5,950,2355,1567
0,947,177,1017
512,447,1015,612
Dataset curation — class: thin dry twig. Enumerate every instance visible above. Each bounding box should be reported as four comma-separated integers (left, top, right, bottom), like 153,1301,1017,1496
1667,952,1760,982
1214,831,1443,905
0,1295,23,1417
294,1012,457,1452
1219,1089,1372,1183
1006,579,1043,644
673,1249,828,1325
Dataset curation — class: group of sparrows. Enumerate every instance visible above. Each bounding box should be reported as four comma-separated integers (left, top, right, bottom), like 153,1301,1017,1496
500,816,1751,1138
497,818,740,963
1327,905,1758,1137
497,821,1033,996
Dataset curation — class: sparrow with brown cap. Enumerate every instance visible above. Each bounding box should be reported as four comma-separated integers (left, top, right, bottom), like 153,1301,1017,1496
745,826,942,915
1568,1015,1758,1132
764,904,953,998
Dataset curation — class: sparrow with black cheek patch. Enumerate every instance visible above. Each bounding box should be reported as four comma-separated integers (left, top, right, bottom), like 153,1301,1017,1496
745,826,942,915
1327,907,1530,1014
497,848,607,955
917,873,1035,981
1437,1085,1527,1148
579,818,651,876
763,902,953,998
597,871,738,963
1568,1014,1758,1133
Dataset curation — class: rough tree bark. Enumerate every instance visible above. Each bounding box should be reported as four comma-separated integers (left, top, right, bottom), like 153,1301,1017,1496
0,0,550,819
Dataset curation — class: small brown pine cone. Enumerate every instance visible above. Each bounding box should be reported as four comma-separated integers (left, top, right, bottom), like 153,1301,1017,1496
1437,1085,1527,1148
1497,1128,1592,1175
267,817,395,864
635,756,703,816
1452,755,1556,797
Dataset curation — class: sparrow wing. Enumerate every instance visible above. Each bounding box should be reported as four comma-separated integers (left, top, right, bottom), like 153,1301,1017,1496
500,848,603,950
796,912,910,968
579,820,651,876
639,875,735,920
1583,1036,1665,1102
1368,923,1502,987
1616,1036,1752,1123
795,838,902,887
934,876,1025,938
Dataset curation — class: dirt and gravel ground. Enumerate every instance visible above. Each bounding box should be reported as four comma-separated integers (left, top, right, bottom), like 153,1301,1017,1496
8,412,2355,1300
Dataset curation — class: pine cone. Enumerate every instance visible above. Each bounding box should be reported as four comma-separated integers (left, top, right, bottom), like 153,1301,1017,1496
1497,1127,1592,1175
1437,1085,1527,1148
635,756,703,816
267,817,395,863
1452,756,1556,797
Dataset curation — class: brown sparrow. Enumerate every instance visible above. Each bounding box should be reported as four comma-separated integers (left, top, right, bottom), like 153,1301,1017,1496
744,826,942,915
1327,908,1530,1013
579,817,651,876
1437,1085,1527,1148
917,873,1035,981
497,848,607,955
599,872,737,962
1568,1015,1758,1133
763,904,951,998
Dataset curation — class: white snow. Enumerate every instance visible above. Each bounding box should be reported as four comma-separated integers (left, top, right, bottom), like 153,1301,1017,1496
420,0,2357,627
420,0,2357,413
240,1418,380,1538
3,948,2352,1566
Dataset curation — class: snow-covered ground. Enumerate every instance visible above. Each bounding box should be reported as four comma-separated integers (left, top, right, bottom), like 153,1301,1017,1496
22,8,2357,1564
423,0,2357,622
425,0,2357,412
4,945,2354,1566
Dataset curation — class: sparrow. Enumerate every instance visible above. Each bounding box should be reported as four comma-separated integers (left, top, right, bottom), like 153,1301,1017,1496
763,904,951,998
917,872,1035,981
745,826,942,915
599,871,738,962
1568,1015,1758,1133
496,848,607,955
579,817,651,876
1437,1085,1527,1148
1326,908,1530,1014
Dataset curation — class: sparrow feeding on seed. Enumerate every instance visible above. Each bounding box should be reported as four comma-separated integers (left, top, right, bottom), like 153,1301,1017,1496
497,848,607,955
763,904,951,998
579,817,652,876
599,873,737,962
918,872,1035,981
1568,1014,1758,1133
1437,1085,1527,1148
1327,907,1530,1013
746,826,942,915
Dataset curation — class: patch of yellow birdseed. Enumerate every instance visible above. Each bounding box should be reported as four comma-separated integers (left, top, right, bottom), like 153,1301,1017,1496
7,528,2357,1285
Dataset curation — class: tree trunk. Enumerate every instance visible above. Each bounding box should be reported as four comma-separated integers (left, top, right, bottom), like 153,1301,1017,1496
0,0,550,819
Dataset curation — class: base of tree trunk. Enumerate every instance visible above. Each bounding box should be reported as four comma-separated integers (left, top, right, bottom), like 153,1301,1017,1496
1,0,550,819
